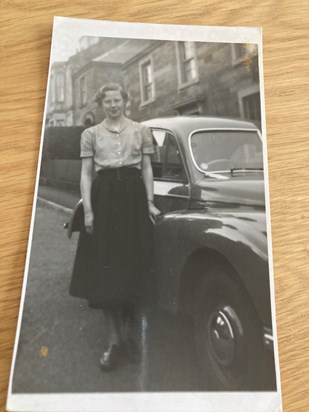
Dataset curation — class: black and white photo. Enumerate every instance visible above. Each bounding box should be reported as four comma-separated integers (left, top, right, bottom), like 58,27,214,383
7,17,282,412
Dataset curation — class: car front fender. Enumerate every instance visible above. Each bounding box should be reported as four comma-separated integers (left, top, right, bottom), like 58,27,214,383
154,209,272,328
66,199,84,238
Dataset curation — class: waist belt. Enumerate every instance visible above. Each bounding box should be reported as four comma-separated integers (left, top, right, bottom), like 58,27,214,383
97,166,141,180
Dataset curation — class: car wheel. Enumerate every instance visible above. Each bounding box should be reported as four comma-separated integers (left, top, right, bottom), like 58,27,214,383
194,265,265,390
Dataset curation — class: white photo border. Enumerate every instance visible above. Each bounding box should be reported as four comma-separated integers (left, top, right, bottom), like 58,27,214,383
7,16,282,412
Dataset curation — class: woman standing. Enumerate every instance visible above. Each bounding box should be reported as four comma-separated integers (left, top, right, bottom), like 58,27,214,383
70,83,160,370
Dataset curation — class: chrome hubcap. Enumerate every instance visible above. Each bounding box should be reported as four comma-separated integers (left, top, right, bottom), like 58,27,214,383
208,306,243,368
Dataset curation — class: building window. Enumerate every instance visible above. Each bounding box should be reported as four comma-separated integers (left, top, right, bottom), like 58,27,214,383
80,76,87,106
56,73,64,102
238,85,261,125
232,43,258,65
233,44,246,61
177,42,198,86
242,92,261,121
50,74,55,103
140,59,154,104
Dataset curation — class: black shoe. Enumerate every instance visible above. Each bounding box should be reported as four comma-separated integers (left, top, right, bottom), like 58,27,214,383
99,344,120,371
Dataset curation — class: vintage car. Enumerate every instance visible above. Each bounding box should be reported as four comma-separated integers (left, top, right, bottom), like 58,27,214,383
67,116,276,391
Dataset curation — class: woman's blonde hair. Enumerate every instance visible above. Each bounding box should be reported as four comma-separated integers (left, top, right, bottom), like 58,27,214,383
94,83,128,106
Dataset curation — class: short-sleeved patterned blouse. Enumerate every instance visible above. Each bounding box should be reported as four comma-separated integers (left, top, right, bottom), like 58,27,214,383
80,117,154,172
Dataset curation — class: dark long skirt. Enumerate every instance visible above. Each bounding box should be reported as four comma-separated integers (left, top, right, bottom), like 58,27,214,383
69,167,154,308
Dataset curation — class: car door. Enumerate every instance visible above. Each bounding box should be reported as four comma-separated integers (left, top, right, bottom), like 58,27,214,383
151,129,190,214
150,128,190,308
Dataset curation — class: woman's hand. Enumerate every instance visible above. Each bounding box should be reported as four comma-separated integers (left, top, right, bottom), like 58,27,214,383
148,201,161,224
84,211,94,235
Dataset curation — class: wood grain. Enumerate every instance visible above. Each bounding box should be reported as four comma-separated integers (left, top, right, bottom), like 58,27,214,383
1,1,308,411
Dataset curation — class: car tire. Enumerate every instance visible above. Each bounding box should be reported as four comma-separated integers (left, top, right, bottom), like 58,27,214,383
194,264,265,390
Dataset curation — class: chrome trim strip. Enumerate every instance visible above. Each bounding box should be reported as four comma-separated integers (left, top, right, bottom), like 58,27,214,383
264,333,274,343
150,126,192,200
154,193,189,199
263,327,274,349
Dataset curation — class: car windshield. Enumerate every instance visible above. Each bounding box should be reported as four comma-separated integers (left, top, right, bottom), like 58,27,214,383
190,130,263,174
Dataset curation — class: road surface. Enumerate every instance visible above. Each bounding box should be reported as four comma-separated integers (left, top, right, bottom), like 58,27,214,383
12,204,203,393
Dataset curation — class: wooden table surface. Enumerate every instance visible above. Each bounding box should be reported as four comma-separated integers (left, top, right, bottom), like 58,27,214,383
1,1,308,411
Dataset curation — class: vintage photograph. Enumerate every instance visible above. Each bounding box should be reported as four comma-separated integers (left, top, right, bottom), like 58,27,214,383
7,17,281,412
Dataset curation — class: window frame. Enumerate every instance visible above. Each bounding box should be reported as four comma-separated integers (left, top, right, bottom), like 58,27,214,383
80,75,87,107
231,43,258,66
50,73,55,104
237,85,261,122
150,127,189,184
188,127,262,175
139,56,155,106
56,72,65,103
176,41,199,89
231,43,247,65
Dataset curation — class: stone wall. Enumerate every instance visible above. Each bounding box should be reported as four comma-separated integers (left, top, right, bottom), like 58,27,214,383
73,63,124,126
123,41,260,125
46,159,81,192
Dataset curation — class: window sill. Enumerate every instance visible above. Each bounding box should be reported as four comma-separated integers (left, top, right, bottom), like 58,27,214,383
178,78,200,91
139,97,155,108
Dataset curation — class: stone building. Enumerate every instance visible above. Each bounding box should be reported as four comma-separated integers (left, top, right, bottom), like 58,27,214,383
122,40,260,127
46,37,126,127
46,37,261,128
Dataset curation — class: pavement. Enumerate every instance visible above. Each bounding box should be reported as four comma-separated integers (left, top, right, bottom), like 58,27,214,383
12,195,202,393
38,184,80,210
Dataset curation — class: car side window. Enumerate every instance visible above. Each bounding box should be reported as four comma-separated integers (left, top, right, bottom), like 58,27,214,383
151,129,187,182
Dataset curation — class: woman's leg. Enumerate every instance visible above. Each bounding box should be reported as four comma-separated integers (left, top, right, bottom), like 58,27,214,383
120,303,134,343
121,302,141,363
104,308,121,347
100,307,121,370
